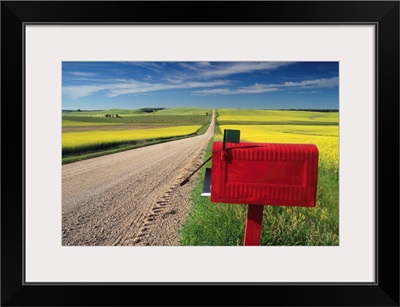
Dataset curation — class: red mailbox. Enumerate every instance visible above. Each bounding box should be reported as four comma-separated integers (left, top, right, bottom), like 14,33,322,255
210,141,319,207
181,129,319,246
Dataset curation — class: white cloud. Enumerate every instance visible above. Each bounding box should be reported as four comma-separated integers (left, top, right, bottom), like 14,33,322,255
197,62,211,67
69,72,98,77
234,76,338,94
63,85,110,99
107,80,232,97
233,84,279,94
190,76,338,96
64,76,338,99
191,88,232,96
125,62,165,73
168,62,292,82
199,62,291,78
283,77,338,88
64,80,233,99
297,91,319,94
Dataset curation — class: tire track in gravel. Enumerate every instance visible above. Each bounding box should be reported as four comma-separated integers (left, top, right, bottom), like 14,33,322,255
62,109,215,246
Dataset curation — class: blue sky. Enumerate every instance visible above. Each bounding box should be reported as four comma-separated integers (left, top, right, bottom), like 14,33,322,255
62,61,339,110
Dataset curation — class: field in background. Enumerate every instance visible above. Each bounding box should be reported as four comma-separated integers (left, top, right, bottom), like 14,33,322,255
62,107,212,163
179,109,339,246
63,125,202,154
217,109,338,125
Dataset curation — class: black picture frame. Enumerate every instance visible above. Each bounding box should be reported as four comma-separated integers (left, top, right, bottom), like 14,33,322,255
1,1,399,306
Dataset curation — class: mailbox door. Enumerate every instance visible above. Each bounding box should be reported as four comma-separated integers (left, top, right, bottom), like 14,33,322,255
210,141,319,207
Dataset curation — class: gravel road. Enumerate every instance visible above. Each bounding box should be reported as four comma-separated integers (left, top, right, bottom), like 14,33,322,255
62,110,215,246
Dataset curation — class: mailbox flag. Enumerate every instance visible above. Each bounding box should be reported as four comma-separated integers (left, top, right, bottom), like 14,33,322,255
223,129,240,149
210,141,319,207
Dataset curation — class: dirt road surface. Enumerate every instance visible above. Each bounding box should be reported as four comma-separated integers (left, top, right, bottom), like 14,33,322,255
62,110,215,246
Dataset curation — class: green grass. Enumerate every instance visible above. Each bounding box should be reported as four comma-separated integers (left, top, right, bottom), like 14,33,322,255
179,139,248,246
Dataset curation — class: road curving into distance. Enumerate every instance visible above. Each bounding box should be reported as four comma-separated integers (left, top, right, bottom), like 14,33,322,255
62,109,215,246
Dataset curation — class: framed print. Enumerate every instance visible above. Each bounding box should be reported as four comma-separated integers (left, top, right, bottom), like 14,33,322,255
2,1,399,306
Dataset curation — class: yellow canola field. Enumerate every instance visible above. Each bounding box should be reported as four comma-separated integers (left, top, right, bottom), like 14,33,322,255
217,110,338,123
63,125,201,149
218,124,339,168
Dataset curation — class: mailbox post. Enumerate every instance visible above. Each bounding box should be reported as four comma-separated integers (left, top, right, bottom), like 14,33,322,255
243,205,264,246
203,129,319,246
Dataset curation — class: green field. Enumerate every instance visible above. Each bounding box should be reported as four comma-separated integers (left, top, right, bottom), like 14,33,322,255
179,108,339,246
62,108,210,127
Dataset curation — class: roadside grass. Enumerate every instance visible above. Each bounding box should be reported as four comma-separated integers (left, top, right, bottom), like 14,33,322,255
179,109,339,246
179,139,248,246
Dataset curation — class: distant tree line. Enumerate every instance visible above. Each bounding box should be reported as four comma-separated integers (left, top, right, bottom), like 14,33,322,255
139,107,165,113
62,109,103,112
104,114,121,118
62,109,83,113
